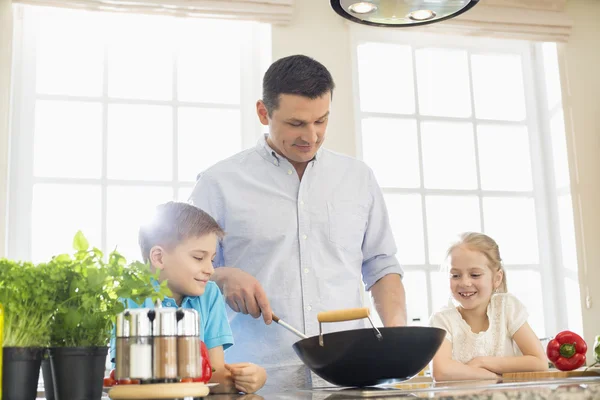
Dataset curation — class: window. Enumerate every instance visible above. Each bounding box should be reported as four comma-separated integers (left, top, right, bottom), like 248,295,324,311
352,28,581,337
8,6,271,264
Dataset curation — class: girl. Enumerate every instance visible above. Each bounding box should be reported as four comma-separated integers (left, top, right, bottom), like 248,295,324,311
429,232,548,381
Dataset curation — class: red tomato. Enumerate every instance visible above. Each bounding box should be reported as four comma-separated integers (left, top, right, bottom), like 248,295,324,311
180,377,194,383
109,369,116,381
103,377,116,387
130,379,140,384
192,376,208,383
117,379,132,385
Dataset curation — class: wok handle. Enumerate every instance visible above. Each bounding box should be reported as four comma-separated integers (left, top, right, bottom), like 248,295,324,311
317,307,370,323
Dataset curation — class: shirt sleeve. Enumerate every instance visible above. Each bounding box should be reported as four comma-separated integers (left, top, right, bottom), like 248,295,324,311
504,293,529,336
361,167,404,290
202,282,234,351
189,172,225,268
429,311,453,342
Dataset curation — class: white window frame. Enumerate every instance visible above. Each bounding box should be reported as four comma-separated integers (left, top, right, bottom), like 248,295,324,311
350,26,575,336
7,5,271,261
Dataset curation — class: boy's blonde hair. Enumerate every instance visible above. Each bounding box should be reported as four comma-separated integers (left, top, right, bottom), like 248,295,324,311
446,232,507,293
139,202,224,263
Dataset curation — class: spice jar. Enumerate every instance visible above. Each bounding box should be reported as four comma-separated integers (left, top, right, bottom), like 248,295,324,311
114,311,131,380
176,308,201,379
128,309,153,381
152,308,178,381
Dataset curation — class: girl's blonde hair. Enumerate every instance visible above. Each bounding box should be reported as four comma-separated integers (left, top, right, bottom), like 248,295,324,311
446,232,508,293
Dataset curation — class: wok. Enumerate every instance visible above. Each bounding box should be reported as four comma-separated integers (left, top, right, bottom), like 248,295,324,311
274,308,445,387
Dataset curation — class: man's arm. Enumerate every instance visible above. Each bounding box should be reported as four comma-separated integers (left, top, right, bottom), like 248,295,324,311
370,273,407,327
362,168,407,326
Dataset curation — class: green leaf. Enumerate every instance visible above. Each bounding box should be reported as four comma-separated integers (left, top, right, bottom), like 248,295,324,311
72,231,89,252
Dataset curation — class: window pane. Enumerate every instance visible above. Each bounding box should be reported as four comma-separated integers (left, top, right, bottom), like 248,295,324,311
421,121,477,190
107,14,173,100
550,112,571,189
176,19,243,104
542,43,562,110
107,104,172,181
564,276,583,335
177,186,194,203
471,53,526,121
415,48,471,118
106,186,174,262
178,108,242,182
361,118,420,188
384,194,424,264
32,184,101,263
426,196,481,264
33,8,104,97
477,124,533,191
357,43,415,114
507,269,545,337
557,194,578,271
34,100,102,179
403,270,429,326
430,270,452,315
482,197,539,264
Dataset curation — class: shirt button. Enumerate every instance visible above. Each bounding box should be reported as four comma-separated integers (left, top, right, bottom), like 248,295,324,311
273,160,278,166
287,170,293,175
304,268,309,274
300,200,305,206
306,305,312,311
302,234,308,240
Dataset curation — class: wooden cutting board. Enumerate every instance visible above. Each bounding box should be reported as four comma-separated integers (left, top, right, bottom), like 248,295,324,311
108,382,210,399
503,367,600,381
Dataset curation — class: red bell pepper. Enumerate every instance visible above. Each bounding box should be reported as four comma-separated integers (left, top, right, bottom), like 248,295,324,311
200,340,213,383
546,330,587,371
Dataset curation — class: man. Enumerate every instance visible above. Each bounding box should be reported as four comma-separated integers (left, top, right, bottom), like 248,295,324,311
189,54,407,388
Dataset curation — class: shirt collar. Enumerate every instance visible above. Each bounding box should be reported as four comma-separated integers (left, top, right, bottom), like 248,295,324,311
255,133,323,166
150,278,193,308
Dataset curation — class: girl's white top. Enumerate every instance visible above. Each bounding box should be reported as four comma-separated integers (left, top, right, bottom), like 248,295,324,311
429,293,528,363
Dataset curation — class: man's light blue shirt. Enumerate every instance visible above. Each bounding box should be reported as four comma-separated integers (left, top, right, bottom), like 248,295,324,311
189,135,402,385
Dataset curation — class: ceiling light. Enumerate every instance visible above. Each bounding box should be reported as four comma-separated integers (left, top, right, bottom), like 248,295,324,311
348,2,377,14
330,0,480,28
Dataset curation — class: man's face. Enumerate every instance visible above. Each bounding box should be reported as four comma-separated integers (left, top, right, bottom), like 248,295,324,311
256,93,331,167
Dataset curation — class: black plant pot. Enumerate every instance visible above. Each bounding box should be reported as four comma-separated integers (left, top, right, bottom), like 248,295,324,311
2,347,44,400
49,346,108,400
41,355,55,400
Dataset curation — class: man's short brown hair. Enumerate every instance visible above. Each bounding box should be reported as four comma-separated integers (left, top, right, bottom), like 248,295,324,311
138,202,224,262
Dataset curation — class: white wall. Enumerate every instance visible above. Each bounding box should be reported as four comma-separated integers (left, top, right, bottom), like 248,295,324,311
561,0,600,363
271,0,600,361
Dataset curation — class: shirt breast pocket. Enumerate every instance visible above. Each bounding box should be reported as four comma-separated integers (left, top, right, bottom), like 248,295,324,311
327,200,368,254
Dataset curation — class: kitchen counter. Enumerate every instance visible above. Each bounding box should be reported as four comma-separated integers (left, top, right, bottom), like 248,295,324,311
218,377,600,399
39,376,600,400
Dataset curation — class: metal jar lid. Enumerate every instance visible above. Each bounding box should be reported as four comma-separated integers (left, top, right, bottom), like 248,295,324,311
127,309,152,337
152,308,178,336
176,308,200,336
115,311,130,338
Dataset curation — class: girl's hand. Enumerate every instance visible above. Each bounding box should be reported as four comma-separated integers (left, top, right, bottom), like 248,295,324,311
467,357,488,369
225,363,267,394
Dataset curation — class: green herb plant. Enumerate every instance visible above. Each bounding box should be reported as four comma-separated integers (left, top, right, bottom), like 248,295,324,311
49,231,171,347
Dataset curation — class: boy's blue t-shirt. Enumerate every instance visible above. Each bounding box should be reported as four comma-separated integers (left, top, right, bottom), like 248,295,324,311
109,281,234,363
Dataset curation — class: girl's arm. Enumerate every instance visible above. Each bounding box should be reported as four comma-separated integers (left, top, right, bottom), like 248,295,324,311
468,322,549,374
431,339,499,381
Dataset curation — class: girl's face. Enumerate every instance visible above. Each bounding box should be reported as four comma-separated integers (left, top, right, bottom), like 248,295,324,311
449,245,503,312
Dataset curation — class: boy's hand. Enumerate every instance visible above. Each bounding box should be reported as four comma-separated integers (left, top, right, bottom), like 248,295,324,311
214,267,272,324
225,362,267,394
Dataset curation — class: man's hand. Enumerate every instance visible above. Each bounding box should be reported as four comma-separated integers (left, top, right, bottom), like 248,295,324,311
225,363,267,394
212,267,272,324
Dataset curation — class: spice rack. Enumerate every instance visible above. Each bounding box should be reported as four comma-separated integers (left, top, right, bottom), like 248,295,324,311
109,305,212,399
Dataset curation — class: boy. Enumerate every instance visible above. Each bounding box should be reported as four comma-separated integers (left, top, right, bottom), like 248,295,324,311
109,201,267,394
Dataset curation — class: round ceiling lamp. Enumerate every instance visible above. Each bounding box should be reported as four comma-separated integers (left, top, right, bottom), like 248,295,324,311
330,0,480,27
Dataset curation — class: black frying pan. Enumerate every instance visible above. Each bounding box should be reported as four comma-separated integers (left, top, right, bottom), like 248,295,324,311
274,308,445,387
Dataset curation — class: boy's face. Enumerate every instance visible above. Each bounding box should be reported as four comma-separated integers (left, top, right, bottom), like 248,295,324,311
151,233,217,299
